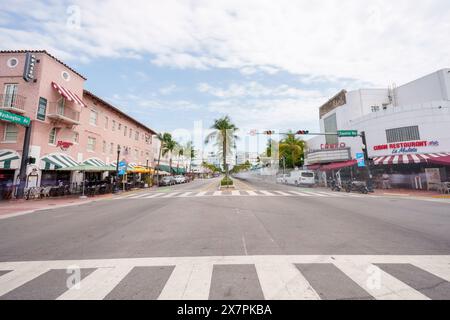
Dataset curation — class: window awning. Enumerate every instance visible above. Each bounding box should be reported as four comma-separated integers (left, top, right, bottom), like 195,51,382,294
51,82,87,108
40,153,79,170
373,153,450,165
83,158,106,167
321,160,357,171
427,155,450,166
306,164,322,170
0,150,20,169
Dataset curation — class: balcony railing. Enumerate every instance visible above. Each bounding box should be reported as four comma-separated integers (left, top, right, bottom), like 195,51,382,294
47,102,80,125
0,94,26,114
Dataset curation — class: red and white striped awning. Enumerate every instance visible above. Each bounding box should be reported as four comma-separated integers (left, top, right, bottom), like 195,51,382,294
373,153,450,165
51,82,87,107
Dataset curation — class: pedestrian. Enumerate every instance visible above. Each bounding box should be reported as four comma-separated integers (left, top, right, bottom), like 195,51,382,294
382,173,391,189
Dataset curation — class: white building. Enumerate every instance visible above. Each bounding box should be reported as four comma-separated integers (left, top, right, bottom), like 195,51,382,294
305,69,450,189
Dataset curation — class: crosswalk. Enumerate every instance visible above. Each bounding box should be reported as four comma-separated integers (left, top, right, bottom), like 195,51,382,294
0,255,449,300
114,190,372,200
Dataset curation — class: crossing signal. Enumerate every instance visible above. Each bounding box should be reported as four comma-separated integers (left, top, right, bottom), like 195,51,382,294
296,130,310,135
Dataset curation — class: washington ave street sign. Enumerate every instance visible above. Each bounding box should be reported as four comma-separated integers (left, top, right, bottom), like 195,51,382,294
0,109,31,127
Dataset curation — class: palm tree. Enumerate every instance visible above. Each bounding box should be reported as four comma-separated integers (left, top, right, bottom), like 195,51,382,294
279,132,307,169
163,137,178,175
204,116,239,178
154,132,172,184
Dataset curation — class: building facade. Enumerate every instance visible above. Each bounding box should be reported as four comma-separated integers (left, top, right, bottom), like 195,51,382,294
0,50,157,189
305,69,450,189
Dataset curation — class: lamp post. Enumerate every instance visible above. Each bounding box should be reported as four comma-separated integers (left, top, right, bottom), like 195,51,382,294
114,146,121,193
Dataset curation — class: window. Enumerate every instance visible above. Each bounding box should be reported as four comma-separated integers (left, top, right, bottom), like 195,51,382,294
386,126,420,143
103,140,107,153
141,151,144,157
3,123,18,142
124,126,127,136
7,57,18,68
118,123,122,131
48,128,57,144
36,97,47,121
110,143,114,155
323,113,338,145
3,84,18,108
371,105,380,113
135,149,139,158
73,132,79,144
129,128,132,139
135,131,139,141
89,110,98,126
61,71,71,82
112,120,116,131
87,137,96,151
104,116,109,129
57,98,65,115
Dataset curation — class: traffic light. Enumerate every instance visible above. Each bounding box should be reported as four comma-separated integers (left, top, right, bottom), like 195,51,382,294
296,130,310,135
263,130,275,135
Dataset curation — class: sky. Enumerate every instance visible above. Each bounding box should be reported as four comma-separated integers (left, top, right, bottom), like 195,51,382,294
1,0,450,154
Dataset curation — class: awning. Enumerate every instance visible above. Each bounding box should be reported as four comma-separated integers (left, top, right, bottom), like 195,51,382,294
57,164,116,172
51,82,87,108
321,160,357,171
128,166,154,174
156,164,172,174
373,153,450,165
83,158,106,167
40,153,79,170
427,155,450,166
0,150,20,169
306,164,322,170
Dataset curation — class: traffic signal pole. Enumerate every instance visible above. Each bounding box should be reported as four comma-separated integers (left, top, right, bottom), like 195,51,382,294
16,121,32,199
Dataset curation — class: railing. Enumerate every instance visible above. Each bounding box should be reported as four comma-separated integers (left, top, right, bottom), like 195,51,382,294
47,102,80,123
0,94,26,112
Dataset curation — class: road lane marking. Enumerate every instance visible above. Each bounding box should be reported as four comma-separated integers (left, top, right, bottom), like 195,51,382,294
246,191,258,196
274,191,293,196
213,191,222,196
195,191,208,197
57,266,133,300
179,192,192,197
298,191,327,197
255,262,320,300
259,191,276,196
144,193,165,199
161,192,180,198
332,260,429,300
128,193,151,199
158,263,213,300
288,191,313,197
0,266,49,297
232,190,241,196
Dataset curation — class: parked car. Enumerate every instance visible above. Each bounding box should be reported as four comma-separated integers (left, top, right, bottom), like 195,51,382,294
159,176,176,186
276,174,289,184
285,170,316,187
174,175,186,184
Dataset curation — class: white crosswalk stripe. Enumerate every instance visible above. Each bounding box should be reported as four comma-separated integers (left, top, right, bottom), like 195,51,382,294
1,255,449,300
114,190,380,200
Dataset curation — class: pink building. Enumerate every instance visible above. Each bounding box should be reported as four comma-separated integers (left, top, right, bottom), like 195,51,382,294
0,50,157,189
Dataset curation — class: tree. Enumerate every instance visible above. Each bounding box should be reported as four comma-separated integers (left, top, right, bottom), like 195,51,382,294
204,116,239,178
279,132,307,169
154,132,172,184
163,137,178,175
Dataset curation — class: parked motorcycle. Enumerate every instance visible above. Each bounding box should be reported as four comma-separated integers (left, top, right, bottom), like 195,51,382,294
344,179,369,194
329,179,341,192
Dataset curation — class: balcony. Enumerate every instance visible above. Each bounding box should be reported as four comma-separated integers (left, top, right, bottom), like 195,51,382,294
0,94,26,114
47,102,80,126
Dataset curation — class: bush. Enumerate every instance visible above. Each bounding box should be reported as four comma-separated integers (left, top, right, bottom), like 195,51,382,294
221,177,234,186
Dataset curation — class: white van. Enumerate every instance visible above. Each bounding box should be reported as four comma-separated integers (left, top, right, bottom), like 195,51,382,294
284,170,316,187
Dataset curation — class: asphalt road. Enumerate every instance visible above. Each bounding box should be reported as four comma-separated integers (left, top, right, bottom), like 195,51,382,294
0,174,449,300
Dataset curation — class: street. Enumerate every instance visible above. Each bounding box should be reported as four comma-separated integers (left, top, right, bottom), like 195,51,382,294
0,175,449,300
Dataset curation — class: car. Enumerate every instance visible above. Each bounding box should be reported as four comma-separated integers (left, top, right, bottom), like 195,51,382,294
174,175,186,184
284,170,316,187
276,174,289,184
159,176,176,186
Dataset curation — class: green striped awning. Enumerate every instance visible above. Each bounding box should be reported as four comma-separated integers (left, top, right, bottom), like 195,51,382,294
40,153,79,170
83,158,106,167
0,150,20,169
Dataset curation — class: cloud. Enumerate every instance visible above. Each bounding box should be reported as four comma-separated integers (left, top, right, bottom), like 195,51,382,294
159,84,178,95
1,0,449,85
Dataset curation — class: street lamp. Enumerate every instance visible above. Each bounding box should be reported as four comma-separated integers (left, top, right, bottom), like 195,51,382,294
114,146,121,193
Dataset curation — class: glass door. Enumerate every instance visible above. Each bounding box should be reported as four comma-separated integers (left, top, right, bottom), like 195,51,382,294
57,98,65,116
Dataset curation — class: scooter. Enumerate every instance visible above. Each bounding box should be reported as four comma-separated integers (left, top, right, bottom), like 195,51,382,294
344,179,369,194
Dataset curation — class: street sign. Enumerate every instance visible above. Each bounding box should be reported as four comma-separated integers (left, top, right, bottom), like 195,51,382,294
118,161,127,176
338,130,358,137
0,110,31,127
356,153,366,167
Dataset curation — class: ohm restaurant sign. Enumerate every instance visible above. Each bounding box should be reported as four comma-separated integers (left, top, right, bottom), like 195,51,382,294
373,140,439,154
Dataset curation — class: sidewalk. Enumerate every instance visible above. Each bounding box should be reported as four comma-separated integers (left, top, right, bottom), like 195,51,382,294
372,188,450,199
